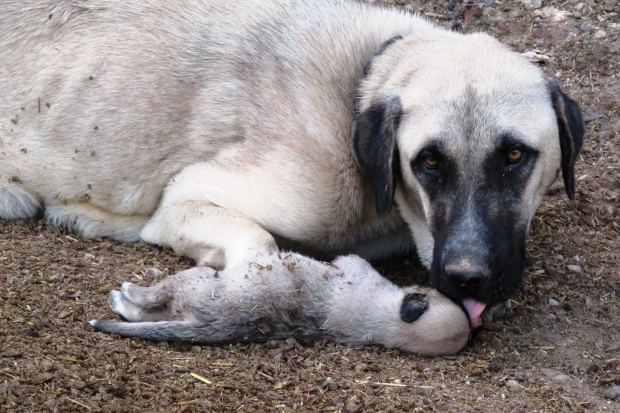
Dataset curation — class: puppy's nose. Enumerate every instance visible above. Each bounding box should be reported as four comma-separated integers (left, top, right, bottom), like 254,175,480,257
445,260,489,291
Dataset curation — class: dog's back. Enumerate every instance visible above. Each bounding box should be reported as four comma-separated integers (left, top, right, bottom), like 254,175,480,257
0,0,428,245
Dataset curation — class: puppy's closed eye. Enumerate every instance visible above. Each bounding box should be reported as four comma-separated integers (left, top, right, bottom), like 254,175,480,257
400,293,428,323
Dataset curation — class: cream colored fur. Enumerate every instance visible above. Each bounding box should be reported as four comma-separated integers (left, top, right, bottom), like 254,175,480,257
0,0,562,269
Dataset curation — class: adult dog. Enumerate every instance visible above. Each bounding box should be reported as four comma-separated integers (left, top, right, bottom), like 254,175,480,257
0,0,583,323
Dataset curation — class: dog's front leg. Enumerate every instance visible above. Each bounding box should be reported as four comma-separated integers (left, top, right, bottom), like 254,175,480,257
140,200,278,268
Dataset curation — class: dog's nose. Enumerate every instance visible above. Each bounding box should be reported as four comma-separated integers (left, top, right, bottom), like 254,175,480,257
444,261,489,291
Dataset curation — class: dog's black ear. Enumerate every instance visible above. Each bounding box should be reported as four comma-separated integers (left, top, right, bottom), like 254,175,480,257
547,81,585,200
353,97,402,217
400,293,427,323
363,35,403,77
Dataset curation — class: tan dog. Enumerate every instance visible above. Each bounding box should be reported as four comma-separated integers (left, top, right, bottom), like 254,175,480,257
90,253,470,356
0,0,583,325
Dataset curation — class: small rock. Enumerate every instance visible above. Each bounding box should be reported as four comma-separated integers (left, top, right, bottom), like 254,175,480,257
324,377,338,391
24,328,39,338
146,268,164,278
506,379,520,389
190,345,202,353
107,384,128,398
587,364,601,374
593,30,608,39
541,368,570,382
521,0,542,10
2,348,22,358
345,395,361,413
488,362,502,373
605,386,620,400
30,373,54,385
548,298,559,306
554,254,565,261
354,363,368,373
552,374,570,382
567,265,582,273
534,7,572,22
57,310,73,319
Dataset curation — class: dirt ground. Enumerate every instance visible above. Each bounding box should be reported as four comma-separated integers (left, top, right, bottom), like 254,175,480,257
1,0,619,412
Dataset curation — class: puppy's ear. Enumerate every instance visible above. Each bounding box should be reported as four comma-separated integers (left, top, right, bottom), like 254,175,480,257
547,81,585,200
353,97,402,217
400,293,427,323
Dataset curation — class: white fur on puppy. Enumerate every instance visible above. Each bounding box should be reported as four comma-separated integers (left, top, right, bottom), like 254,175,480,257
91,253,470,356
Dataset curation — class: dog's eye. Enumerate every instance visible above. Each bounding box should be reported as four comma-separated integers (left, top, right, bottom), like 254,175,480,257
507,149,523,164
423,155,438,170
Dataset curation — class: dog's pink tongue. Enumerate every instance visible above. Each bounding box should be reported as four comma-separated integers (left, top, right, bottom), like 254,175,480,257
462,299,487,328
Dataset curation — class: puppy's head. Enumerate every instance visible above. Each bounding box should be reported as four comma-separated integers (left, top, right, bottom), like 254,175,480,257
390,286,470,356
353,32,584,314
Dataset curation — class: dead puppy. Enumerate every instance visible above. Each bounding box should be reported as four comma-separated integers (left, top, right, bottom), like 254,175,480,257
90,253,470,356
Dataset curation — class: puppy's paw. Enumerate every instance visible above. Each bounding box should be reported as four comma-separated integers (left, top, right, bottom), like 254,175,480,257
108,289,146,322
108,290,128,316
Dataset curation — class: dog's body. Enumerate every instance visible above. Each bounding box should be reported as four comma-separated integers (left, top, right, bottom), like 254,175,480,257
0,0,583,318
90,252,471,356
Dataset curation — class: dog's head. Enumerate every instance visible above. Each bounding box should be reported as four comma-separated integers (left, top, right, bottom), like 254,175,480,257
353,32,584,317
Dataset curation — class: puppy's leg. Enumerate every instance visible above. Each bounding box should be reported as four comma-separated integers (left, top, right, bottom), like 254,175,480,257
108,281,176,322
140,201,277,268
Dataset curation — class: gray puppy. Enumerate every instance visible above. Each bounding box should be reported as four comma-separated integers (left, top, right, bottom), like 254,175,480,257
90,253,470,356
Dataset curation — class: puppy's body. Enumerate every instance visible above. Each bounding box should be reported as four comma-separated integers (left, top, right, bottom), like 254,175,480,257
90,253,471,356
0,0,583,309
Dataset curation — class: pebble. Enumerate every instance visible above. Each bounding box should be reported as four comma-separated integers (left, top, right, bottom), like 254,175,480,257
541,368,570,382
549,298,559,306
57,310,73,319
594,30,608,39
552,374,570,382
146,267,165,278
191,345,202,353
506,379,520,389
567,265,582,273
605,386,620,400
488,362,502,373
324,377,338,391
521,0,542,10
